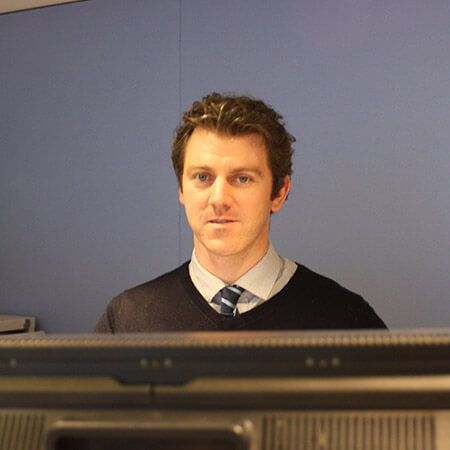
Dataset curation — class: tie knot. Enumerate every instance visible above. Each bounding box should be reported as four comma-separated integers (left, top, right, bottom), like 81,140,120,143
219,285,244,316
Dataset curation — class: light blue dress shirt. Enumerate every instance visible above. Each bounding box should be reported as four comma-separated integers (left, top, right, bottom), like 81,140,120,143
188,242,297,314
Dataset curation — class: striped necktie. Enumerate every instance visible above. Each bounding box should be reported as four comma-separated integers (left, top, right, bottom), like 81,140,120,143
219,285,244,317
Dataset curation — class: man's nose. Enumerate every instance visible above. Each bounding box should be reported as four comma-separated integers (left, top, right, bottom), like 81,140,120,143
209,177,232,208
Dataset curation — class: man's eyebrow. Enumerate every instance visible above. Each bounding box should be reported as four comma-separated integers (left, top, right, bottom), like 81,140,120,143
184,165,212,173
184,165,264,176
231,167,264,176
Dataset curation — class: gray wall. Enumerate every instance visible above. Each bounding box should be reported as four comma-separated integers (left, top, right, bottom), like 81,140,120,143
1,0,449,332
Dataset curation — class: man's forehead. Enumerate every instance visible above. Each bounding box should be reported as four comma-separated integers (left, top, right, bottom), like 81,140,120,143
182,129,270,177
185,128,266,158
188,127,266,147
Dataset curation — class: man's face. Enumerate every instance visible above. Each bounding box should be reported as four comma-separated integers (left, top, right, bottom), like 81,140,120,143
179,128,289,265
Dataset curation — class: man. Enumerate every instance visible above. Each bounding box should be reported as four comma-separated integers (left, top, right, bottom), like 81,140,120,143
95,93,386,332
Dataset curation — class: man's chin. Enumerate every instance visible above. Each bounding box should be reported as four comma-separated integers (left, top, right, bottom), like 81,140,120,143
197,239,243,259
207,245,241,258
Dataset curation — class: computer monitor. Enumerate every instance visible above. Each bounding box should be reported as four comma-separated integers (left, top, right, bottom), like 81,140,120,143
1,329,449,449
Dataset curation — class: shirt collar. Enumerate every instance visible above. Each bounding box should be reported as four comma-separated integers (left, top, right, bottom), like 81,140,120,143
189,242,283,302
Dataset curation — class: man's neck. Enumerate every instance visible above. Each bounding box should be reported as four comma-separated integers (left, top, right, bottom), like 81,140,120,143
194,243,269,284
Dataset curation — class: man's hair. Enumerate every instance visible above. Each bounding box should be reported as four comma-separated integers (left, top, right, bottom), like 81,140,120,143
171,92,295,199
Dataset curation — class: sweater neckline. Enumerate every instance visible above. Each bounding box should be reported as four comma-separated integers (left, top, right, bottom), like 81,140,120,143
178,261,302,328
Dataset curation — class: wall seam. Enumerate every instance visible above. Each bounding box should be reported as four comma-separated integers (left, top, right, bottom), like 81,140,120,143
177,0,183,264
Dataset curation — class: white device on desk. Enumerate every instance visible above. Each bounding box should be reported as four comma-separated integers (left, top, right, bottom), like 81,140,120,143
0,314,36,335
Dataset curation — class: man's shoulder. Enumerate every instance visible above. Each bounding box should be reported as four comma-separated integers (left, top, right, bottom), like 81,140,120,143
291,263,357,293
106,262,191,314
118,261,190,301
283,262,387,328
94,261,192,333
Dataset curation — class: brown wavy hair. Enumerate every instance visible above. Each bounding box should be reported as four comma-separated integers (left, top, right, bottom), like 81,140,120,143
171,92,295,199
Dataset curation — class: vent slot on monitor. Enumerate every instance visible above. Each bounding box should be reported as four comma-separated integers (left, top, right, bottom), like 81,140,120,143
0,412,45,450
262,412,434,450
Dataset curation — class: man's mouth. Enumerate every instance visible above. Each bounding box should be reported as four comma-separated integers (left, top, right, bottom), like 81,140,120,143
209,219,236,224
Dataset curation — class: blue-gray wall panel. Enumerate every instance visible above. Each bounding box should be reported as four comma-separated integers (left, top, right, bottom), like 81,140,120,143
180,0,450,328
1,0,448,331
0,0,181,332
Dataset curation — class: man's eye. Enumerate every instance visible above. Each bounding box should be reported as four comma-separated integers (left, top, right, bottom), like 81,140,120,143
195,174,209,182
237,176,249,184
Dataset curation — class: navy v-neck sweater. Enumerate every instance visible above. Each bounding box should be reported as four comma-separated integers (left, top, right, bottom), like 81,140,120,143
94,262,386,333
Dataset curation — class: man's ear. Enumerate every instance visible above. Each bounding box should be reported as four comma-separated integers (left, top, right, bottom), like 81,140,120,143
178,186,185,205
271,176,290,213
